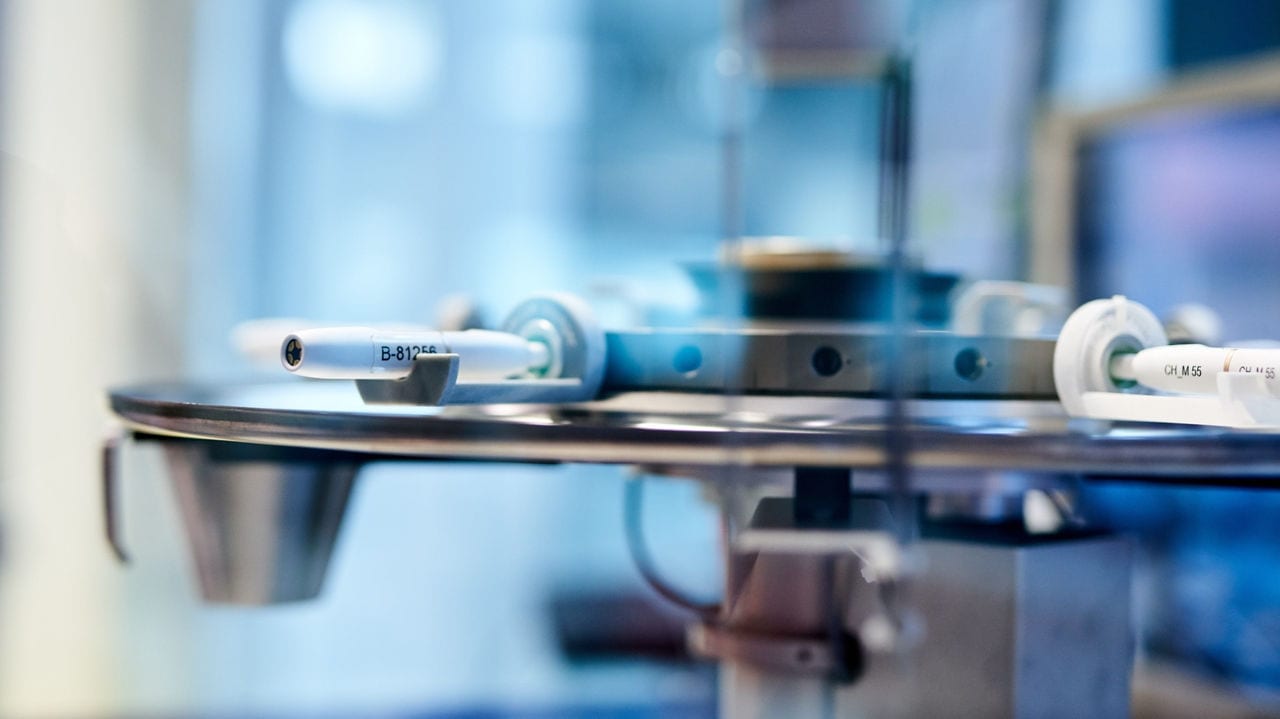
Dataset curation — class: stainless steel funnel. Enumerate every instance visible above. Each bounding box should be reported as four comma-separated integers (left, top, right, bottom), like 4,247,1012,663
162,441,361,605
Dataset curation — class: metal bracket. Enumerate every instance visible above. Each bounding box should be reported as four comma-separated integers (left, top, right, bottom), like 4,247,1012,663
689,622,863,682
735,496,903,582
101,432,129,564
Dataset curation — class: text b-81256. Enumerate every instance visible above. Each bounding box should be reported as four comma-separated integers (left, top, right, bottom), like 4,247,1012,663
381,345,439,362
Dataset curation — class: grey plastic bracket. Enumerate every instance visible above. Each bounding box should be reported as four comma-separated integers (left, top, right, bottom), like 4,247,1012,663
356,353,593,406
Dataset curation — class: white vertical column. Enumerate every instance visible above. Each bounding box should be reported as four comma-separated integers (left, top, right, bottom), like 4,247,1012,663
0,1,193,715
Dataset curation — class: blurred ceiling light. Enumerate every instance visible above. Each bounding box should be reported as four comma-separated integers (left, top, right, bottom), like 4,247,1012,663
679,41,764,135
283,0,441,117
485,35,586,128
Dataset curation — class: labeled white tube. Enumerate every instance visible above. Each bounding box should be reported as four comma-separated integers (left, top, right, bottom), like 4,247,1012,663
1112,344,1280,395
281,327,549,380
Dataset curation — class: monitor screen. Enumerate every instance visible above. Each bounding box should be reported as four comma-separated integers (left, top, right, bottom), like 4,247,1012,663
1077,102,1280,341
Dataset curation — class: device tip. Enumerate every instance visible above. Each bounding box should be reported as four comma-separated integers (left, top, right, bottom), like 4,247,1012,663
282,335,304,370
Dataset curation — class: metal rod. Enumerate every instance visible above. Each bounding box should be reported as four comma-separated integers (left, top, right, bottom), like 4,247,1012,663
879,54,916,545
101,433,130,564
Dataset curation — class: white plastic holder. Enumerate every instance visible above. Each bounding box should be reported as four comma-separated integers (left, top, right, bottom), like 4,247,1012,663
1055,295,1280,428
357,293,607,406
1075,373,1280,428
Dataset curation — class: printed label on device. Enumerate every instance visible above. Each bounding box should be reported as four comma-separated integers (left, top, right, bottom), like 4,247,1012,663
368,331,449,373
379,344,440,362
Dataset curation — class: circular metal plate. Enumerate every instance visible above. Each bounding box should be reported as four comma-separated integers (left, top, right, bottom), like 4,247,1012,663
109,380,1280,479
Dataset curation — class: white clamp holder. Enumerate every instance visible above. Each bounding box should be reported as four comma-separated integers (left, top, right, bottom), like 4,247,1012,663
281,294,607,406
1054,295,1280,428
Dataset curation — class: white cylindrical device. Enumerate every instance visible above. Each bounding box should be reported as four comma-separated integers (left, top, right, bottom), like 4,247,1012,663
281,327,549,380
1111,344,1280,395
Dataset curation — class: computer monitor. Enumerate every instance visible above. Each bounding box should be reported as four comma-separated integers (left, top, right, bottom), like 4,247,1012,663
1033,52,1280,341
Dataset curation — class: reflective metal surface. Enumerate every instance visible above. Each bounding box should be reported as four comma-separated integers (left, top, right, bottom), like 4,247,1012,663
163,441,359,604
603,330,1057,399
839,535,1132,718
110,381,1280,478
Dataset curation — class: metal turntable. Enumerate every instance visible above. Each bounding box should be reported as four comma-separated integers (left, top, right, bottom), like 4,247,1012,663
105,285,1280,719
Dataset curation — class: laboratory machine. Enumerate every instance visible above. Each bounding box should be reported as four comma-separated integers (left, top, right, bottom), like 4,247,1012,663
103,273,1280,719
100,3,1280,718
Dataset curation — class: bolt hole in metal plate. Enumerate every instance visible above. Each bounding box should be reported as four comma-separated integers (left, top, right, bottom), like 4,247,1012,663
811,346,843,377
954,348,986,381
673,345,703,375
